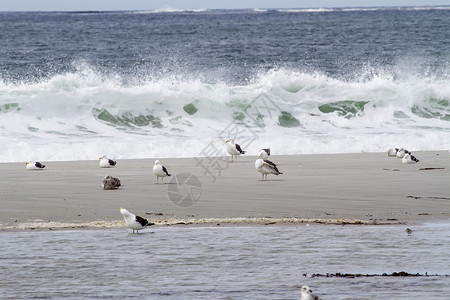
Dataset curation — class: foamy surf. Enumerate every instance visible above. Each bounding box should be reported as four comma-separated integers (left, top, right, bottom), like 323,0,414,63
1,66,449,162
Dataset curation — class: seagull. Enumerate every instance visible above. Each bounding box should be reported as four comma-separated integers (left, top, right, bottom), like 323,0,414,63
99,155,117,168
258,148,271,159
301,285,320,300
396,148,411,158
387,147,399,157
120,208,154,234
102,175,121,190
402,153,419,164
26,161,46,170
226,138,246,162
255,153,282,181
153,160,171,184
406,228,412,236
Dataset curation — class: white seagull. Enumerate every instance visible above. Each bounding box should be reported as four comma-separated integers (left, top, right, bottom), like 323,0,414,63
120,208,154,234
99,155,117,168
153,160,171,184
26,161,46,170
396,148,411,158
102,175,121,190
226,138,246,162
255,153,282,181
402,153,419,164
387,147,399,157
301,285,320,300
258,148,271,159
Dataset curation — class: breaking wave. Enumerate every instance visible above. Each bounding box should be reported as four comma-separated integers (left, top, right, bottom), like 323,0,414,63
0,63,449,162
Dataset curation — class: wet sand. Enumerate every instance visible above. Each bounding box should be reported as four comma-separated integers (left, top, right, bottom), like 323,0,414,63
1,151,449,230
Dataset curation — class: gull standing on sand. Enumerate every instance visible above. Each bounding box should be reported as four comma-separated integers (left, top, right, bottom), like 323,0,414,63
387,147,399,157
26,161,46,170
26,160,45,170
153,160,171,184
255,152,282,181
402,153,419,164
102,175,121,190
99,155,117,168
120,208,154,234
301,285,320,300
396,148,410,158
226,138,246,162
258,148,271,159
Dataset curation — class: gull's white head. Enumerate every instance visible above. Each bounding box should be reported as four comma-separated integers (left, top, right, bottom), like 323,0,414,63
226,139,234,144
154,160,160,165
120,208,130,217
99,155,107,160
301,285,315,299
301,286,312,293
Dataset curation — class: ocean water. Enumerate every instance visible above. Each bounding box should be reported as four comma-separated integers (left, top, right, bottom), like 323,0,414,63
0,7,450,162
1,223,449,299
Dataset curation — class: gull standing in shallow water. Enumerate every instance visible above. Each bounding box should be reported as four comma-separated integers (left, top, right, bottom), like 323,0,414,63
301,285,320,300
99,155,117,168
153,160,171,184
226,138,246,162
120,208,154,234
26,161,46,170
255,153,282,181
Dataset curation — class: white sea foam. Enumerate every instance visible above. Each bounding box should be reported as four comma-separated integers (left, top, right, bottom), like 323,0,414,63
0,65,449,162
276,6,450,13
147,6,208,13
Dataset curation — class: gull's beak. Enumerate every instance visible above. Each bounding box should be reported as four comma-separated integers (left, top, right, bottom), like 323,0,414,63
120,207,123,210
26,162,29,164
226,139,229,143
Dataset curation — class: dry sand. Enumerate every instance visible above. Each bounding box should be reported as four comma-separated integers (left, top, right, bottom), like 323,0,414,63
1,151,449,230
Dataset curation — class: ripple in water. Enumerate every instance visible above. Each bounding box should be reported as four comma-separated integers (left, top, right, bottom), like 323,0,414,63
0,222,449,299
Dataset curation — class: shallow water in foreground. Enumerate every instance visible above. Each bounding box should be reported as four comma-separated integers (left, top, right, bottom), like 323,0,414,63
1,222,449,299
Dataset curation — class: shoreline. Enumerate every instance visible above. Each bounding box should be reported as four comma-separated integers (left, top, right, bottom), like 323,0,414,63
0,217,402,232
1,151,449,231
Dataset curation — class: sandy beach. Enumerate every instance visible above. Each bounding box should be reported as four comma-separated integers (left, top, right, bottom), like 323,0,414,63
1,151,449,230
